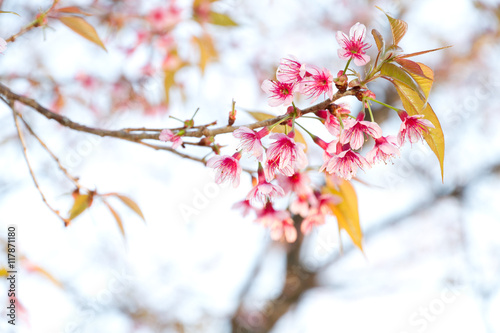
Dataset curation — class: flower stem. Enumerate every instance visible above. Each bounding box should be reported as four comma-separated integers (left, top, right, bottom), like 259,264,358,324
190,108,200,120
343,58,352,75
366,101,374,122
369,98,400,112
294,120,315,139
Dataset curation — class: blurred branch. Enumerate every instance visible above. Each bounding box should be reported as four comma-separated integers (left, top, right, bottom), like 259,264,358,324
10,104,69,226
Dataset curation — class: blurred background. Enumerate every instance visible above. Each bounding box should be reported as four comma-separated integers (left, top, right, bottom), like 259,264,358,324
1,0,500,332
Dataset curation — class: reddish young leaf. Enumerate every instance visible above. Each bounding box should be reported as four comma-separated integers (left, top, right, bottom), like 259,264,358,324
395,58,427,78
59,16,107,51
322,176,363,252
371,28,385,52
377,7,408,46
398,45,452,59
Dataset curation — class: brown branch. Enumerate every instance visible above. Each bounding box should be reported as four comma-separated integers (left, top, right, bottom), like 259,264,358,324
0,82,358,142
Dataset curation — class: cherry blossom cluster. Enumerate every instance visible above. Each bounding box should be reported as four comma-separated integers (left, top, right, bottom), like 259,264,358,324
159,22,435,242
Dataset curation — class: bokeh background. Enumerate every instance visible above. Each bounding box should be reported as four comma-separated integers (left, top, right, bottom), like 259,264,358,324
1,0,500,332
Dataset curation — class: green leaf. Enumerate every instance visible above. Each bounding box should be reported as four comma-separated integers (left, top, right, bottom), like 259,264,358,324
209,11,238,26
59,16,107,51
371,29,385,52
68,193,92,221
247,111,308,151
393,81,445,181
380,62,423,98
376,6,408,46
322,176,363,252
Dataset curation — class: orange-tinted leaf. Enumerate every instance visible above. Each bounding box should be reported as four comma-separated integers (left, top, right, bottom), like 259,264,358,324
393,82,445,181
398,45,452,59
377,7,408,46
164,68,176,106
395,58,427,78
192,33,218,74
68,193,92,221
209,11,238,26
381,63,422,97
247,111,307,151
56,6,92,16
406,62,434,99
112,194,146,222
0,267,8,277
371,28,385,52
103,201,125,238
322,176,363,251
59,16,107,51
23,260,64,288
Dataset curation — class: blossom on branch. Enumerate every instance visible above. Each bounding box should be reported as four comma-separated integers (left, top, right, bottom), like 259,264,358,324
340,112,382,150
247,164,285,205
159,129,183,149
233,126,270,161
265,132,308,180
366,135,400,164
261,79,295,107
276,56,306,84
206,152,242,187
299,66,334,103
336,22,371,66
397,111,435,146
320,142,369,180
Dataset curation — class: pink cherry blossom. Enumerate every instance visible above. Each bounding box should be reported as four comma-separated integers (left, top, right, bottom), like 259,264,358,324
265,132,308,180
299,66,333,103
255,201,288,227
232,200,254,217
366,135,400,164
276,56,306,84
261,79,295,107
340,112,382,150
247,164,285,205
206,152,242,187
397,112,435,146
277,171,312,197
290,194,318,218
320,142,369,180
300,194,339,234
336,22,371,66
159,129,183,149
147,3,182,31
233,126,270,161
270,217,297,243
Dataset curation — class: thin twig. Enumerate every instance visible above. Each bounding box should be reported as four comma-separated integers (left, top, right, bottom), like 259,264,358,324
17,113,83,189
10,104,68,226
